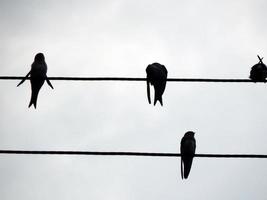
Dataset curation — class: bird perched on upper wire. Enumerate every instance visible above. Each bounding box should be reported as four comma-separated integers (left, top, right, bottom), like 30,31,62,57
180,131,196,180
17,53,54,109
249,55,267,82
146,63,168,106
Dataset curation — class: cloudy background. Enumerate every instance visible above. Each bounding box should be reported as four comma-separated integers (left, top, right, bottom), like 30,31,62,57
1,0,267,199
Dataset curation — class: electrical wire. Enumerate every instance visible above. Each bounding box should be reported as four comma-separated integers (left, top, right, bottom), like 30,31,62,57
0,150,266,158
0,76,259,82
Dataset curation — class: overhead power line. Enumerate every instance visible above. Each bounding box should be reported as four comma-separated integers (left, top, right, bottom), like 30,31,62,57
0,76,259,82
0,150,267,158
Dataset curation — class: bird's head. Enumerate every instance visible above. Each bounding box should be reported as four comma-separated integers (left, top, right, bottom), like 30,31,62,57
184,131,195,138
34,53,45,62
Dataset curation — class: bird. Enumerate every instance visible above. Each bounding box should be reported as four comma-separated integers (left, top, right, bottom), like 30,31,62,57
146,63,168,106
180,131,196,179
17,53,53,108
249,55,267,82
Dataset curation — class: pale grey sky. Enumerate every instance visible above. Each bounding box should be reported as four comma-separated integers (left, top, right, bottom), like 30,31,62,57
1,0,267,199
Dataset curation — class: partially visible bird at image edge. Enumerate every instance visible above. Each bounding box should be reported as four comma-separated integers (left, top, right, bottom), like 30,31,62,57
249,55,267,82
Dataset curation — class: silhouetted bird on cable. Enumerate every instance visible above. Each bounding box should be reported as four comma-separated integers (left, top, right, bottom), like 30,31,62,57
146,63,168,106
250,55,267,82
17,53,53,108
180,131,196,179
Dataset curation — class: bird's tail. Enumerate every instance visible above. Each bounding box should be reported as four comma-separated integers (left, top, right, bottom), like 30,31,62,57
257,55,264,64
154,87,163,106
183,157,193,179
154,95,163,106
153,81,166,106
28,90,39,109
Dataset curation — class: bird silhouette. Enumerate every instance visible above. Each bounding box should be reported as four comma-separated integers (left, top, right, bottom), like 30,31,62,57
146,63,168,106
249,55,267,82
17,53,53,108
180,131,196,179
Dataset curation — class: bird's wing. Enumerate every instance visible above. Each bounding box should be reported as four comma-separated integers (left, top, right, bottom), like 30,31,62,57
17,71,31,87
181,156,184,179
46,78,54,89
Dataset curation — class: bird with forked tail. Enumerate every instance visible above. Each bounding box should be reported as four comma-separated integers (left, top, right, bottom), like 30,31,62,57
180,131,196,179
249,55,267,82
17,53,54,109
146,63,168,106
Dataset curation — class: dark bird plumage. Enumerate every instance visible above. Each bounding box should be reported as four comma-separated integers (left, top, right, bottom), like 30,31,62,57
146,63,168,106
180,131,196,179
17,53,53,108
249,55,267,82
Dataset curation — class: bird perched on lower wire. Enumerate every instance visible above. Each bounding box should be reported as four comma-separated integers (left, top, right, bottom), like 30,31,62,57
146,63,168,106
249,55,267,82
180,131,196,179
17,53,54,108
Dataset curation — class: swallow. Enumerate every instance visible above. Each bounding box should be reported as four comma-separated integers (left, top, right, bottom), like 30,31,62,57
249,55,267,82
146,63,168,106
180,131,196,179
17,53,53,108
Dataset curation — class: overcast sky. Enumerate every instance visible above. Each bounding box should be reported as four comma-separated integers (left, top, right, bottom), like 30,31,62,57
1,0,267,199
